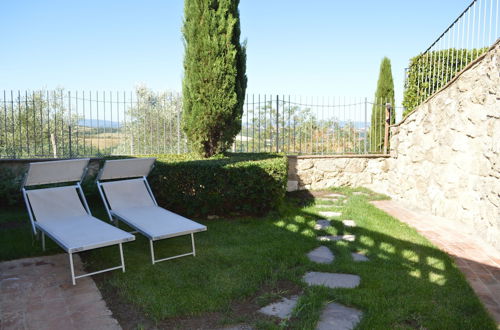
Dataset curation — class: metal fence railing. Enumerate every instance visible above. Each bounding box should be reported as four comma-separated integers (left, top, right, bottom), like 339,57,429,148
0,90,396,159
404,0,499,112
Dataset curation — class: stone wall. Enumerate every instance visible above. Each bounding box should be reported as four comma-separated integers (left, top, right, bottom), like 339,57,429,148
287,155,390,191
288,41,500,251
383,41,500,251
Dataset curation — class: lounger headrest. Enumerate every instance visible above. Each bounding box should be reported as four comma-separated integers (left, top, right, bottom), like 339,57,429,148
98,158,156,180
24,159,90,187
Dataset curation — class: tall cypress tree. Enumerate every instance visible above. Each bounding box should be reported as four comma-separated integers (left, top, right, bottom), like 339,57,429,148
370,57,395,152
182,0,247,157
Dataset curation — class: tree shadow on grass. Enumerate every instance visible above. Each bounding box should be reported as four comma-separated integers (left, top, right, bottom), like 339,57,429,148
0,190,496,329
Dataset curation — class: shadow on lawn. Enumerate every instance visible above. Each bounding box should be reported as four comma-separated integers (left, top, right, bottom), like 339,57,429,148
0,192,496,329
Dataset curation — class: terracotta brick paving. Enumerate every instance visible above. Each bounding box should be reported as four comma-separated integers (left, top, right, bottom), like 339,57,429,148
372,200,500,325
0,254,121,330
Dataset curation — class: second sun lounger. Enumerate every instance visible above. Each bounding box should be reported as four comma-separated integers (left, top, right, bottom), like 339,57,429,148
96,158,207,264
21,159,135,285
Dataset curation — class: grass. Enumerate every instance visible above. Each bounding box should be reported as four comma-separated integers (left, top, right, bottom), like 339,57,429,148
0,188,496,329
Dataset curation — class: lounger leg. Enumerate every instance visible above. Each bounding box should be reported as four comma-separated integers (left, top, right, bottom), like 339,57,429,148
119,243,125,272
149,240,155,265
191,233,196,257
68,253,76,285
41,232,45,251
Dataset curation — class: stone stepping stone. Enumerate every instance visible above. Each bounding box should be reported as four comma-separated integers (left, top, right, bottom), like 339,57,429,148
307,246,334,264
317,198,338,202
316,204,341,209
317,235,355,242
319,211,342,218
314,219,331,230
220,325,254,330
316,302,363,330
342,199,348,204
258,295,299,319
303,272,360,289
325,193,345,198
351,252,369,262
342,220,356,227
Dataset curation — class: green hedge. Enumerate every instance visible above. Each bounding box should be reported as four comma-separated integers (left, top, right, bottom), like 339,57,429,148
403,48,487,117
148,153,288,217
0,153,288,217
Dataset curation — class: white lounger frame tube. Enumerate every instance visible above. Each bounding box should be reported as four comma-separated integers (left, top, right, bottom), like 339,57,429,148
97,158,202,264
22,159,131,285
97,176,197,264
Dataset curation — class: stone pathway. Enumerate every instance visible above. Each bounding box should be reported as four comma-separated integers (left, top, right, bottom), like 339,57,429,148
261,192,363,328
316,204,340,209
351,252,369,262
342,220,356,227
318,211,342,218
317,235,356,242
258,296,299,319
303,272,360,289
372,200,500,325
307,246,335,264
0,254,121,330
314,219,332,230
325,193,345,199
316,302,363,330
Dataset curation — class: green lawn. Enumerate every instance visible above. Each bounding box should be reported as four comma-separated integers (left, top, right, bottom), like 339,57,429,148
0,188,495,329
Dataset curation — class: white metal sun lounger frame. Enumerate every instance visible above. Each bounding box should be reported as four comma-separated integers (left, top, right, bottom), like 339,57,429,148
96,158,204,264
21,159,134,285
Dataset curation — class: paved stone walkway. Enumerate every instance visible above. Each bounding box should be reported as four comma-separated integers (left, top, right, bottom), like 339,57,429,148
0,254,121,330
342,220,356,228
318,235,356,242
351,253,369,262
318,211,342,218
258,296,299,319
307,246,335,264
260,193,363,329
314,219,332,230
316,302,363,330
372,200,500,325
303,272,360,289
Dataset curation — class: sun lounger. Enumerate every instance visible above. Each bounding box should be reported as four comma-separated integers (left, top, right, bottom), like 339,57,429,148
96,158,207,264
21,159,135,285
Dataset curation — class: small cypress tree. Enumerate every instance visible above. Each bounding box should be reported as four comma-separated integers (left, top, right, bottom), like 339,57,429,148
182,0,247,157
370,57,395,152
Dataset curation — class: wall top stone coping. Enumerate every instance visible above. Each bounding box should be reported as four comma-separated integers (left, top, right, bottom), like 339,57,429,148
288,154,390,159
0,157,105,163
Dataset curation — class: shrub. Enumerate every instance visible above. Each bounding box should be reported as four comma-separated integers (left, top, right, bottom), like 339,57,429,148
0,168,22,206
403,48,487,117
148,153,288,217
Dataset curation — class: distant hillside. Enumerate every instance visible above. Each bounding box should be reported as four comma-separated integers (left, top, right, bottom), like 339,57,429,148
78,119,121,128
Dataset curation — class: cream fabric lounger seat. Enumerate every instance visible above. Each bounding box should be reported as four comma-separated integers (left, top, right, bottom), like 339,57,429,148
97,158,207,264
22,159,135,285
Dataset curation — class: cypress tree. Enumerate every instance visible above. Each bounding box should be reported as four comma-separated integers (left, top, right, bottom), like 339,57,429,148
182,0,247,157
370,57,395,152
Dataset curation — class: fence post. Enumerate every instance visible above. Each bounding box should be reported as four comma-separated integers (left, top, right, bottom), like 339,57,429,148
177,103,181,154
276,95,279,153
68,125,72,158
68,91,72,158
364,97,367,154
383,103,391,154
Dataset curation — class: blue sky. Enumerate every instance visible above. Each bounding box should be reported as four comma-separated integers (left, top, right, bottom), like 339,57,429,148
0,0,472,118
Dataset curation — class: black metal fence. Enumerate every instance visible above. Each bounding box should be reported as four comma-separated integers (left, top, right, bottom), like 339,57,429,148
405,0,499,111
0,89,395,158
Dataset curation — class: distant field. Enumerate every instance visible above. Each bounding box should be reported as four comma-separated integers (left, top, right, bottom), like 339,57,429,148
79,131,125,149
